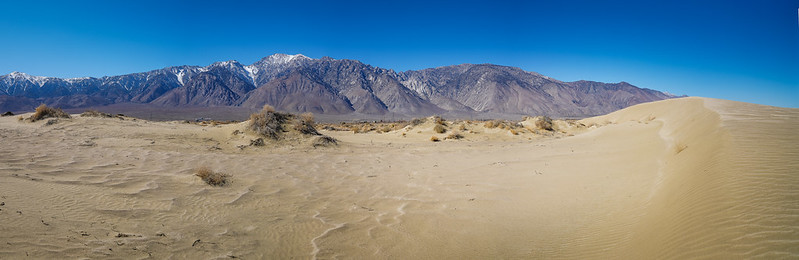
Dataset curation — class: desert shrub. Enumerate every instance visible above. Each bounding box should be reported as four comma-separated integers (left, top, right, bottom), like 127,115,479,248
430,136,441,142
295,112,320,135
534,116,553,131
313,135,338,147
81,110,112,118
433,124,446,134
44,119,60,126
410,118,425,126
1,111,13,117
30,104,70,122
446,133,464,140
484,120,498,128
250,138,265,146
458,124,467,131
509,129,519,135
248,105,290,139
433,116,446,126
194,166,230,186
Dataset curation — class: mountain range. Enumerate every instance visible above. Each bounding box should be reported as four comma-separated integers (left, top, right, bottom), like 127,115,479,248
0,54,677,118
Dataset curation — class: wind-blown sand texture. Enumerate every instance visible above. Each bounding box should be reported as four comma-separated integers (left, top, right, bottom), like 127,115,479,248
0,97,796,259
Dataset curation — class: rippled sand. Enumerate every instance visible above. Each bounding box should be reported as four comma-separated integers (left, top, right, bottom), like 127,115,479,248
0,97,796,259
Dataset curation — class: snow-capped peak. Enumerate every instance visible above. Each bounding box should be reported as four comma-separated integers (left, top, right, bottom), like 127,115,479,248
6,71,49,87
263,53,311,65
209,60,243,69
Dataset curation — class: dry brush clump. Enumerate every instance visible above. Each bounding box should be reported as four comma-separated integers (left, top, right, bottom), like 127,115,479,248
445,132,464,140
294,112,320,135
194,166,230,186
248,105,290,139
81,110,113,118
533,116,553,131
29,104,70,122
430,136,441,142
433,124,447,134
313,135,339,147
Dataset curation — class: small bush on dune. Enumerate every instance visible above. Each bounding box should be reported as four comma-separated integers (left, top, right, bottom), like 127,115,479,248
410,118,425,126
433,116,446,126
248,105,290,139
534,116,553,131
313,135,339,147
194,166,230,187
433,124,447,134
446,133,464,140
430,136,441,142
30,104,70,122
295,112,320,135
81,110,113,118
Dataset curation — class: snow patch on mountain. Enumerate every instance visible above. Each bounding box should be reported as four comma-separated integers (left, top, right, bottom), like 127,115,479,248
244,65,258,86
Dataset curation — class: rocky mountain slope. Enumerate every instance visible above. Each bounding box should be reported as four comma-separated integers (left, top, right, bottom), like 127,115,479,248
0,54,677,118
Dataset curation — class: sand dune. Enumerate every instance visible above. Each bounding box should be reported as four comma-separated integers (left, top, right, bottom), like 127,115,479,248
0,97,796,259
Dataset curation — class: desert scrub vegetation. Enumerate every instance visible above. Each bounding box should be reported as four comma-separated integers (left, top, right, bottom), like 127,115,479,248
294,112,320,135
194,166,230,186
430,136,441,142
81,110,113,118
313,135,339,147
445,132,464,140
433,124,447,134
532,116,553,131
248,105,290,139
28,104,70,122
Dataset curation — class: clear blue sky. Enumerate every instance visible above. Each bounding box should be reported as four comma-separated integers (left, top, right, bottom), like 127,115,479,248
1,0,797,107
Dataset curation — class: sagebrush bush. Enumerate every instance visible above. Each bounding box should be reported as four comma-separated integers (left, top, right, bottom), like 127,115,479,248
81,110,112,118
534,116,553,131
30,104,70,122
313,135,338,147
446,133,464,140
433,124,446,134
295,112,320,135
433,116,446,126
248,105,290,139
194,166,230,186
430,136,441,142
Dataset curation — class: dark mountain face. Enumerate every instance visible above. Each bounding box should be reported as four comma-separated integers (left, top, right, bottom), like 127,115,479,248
0,54,677,118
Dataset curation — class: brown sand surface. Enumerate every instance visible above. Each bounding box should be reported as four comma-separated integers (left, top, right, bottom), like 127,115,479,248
0,97,796,259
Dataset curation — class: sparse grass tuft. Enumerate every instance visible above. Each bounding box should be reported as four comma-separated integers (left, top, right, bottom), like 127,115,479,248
194,166,230,186
430,136,441,142
30,104,70,122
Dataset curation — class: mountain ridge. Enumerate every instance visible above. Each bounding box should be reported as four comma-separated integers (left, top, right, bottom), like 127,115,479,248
0,54,678,118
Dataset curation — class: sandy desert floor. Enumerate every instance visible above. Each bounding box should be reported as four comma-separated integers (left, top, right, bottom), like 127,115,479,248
0,97,797,259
